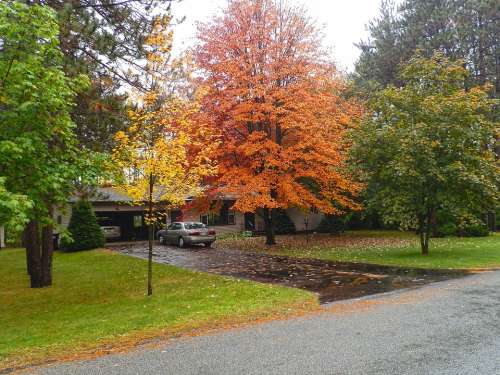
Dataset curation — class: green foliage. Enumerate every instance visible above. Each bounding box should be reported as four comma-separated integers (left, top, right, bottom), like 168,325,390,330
43,1,176,152
355,0,499,98
273,209,296,235
316,215,348,234
456,214,490,237
0,178,32,232
61,200,105,252
434,211,490,238
0,2,88,224
351,53,499,253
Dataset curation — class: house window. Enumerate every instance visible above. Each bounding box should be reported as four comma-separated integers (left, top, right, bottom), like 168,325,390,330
200,202,236,226
228,210,235,225
133,215,143,228
57,215,62,225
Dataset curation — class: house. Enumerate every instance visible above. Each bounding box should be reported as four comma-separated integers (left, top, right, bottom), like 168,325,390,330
56,187,324,242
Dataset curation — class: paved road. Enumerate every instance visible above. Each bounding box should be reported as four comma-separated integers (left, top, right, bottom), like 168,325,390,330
34,270,500,375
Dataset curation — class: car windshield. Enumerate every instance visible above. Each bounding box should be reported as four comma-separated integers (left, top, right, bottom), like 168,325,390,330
184,222,206,229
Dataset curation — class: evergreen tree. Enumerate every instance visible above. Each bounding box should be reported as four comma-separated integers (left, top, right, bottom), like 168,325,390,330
273,210,296,235
28,1,178,152
355,0,499,98
62,200,105,252
316,215,348,235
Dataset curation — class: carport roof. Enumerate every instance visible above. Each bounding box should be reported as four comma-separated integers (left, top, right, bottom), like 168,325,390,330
71,187,236,203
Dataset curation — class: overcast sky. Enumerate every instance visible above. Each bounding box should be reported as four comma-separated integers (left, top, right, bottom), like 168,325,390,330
170,0,384,73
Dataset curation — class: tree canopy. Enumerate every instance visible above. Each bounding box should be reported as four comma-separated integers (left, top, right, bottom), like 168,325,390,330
355,0,499,97
112,16,217,294
195,0,362,244
351,53,499,254
31,0,178,152
0,2,88,286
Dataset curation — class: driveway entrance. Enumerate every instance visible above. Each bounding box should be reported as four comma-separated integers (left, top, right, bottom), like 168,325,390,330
110,242,467,304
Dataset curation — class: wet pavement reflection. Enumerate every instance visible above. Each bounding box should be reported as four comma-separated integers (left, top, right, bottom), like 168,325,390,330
110,242,467,304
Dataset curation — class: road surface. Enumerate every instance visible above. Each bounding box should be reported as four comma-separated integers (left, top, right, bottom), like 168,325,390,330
33,270,500,375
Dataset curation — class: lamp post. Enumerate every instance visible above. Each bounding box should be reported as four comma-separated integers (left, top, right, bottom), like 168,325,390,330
304,214,309,243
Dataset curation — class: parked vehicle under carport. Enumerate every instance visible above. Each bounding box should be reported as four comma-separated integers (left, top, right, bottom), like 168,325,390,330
157,222,216,248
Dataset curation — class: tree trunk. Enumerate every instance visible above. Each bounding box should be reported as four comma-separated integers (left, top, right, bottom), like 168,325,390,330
25,220,43,288
418,208,433,256
24,229,31,276
147,173,154,296
263,207,276,245
41,206,54,286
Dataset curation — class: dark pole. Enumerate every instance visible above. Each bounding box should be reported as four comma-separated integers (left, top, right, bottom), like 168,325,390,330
147,172,154,296
304,214,309,243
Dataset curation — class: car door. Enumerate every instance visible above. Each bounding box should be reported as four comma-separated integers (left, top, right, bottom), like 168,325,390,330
166,223,182,244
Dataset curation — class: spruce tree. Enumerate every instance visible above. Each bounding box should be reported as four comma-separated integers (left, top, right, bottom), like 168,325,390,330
62,200,105,252
273,210,296,235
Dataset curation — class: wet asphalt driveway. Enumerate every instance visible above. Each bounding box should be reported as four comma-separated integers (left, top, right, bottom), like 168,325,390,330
110,242,466,303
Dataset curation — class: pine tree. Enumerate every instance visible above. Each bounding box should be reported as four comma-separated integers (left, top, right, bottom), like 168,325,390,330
62,200,105,252
355,0,499,98
29,1,178,152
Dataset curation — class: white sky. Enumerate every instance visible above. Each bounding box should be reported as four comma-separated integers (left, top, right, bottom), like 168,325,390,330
170,0,384,72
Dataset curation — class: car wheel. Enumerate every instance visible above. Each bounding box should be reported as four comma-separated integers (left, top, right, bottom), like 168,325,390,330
178,237,185,248
204,242,213,248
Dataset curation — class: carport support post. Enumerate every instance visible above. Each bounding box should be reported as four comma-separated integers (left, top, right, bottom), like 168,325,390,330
147,172,154,296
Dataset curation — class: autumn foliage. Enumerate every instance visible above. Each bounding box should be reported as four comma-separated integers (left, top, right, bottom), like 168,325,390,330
195,0,362,244
112,16,217,294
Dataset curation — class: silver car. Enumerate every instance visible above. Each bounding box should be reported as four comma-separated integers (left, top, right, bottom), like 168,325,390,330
157,222,216,248
100,226,121,240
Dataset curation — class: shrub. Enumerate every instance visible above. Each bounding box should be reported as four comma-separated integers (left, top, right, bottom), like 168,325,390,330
273,209,296,234
61,200,105,251
316,214,347,234
458,222,489,237
434,221,457,237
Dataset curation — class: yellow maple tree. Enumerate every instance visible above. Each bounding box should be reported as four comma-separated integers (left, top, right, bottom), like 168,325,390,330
112,16,217,295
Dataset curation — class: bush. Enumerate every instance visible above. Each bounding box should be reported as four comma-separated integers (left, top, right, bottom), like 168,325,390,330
273,209,296,234
61,200,105,251
316,214,347,234
434,211,489,238
458,222,489,237
433,221,457,237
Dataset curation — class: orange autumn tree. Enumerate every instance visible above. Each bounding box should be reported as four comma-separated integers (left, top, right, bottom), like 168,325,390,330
195,0,362,245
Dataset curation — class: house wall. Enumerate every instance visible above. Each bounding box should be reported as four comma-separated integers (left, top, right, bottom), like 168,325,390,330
57,197,325,241
287,207,324,232
183,207,246,231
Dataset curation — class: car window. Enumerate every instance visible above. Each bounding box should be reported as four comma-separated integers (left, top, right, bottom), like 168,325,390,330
184,222,207,229
168,223,182,230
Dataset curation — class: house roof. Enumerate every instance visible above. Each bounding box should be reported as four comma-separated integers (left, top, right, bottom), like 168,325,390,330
69,187,133,203
69,186,237,203
91,187,134,203
71,187,238,203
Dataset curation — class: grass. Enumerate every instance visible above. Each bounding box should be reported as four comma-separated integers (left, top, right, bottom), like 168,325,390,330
217,230,500,269
0,248,316,371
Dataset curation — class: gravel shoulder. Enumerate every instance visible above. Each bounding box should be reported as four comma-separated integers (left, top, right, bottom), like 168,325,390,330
32,270,500,375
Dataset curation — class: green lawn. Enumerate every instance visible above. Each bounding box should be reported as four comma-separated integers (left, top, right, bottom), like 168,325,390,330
0,249,316,371
219,231,500,269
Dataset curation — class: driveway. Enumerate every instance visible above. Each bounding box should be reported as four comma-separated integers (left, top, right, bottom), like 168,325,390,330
110,242,466,303
33,270,500,374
